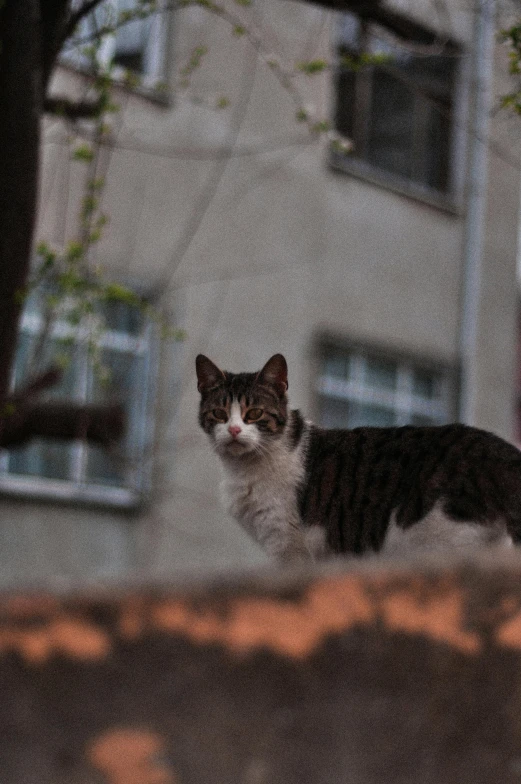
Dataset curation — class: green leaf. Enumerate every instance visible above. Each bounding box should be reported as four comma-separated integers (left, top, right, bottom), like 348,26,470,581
36,241,57,267
72,144,94,162
311,119,331,134
55,352,72,370
154,81,169,93
297,59,329,75
66,242,84,262
66,241,84,262
161,326,187,341
103,282,142,307
82,194,98,217
123,70,141,89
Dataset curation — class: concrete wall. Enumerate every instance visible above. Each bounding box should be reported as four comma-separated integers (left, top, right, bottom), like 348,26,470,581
4,553,521,783
1,0,519,586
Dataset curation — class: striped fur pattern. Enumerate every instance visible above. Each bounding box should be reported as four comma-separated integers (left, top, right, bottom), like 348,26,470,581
196,354,521,563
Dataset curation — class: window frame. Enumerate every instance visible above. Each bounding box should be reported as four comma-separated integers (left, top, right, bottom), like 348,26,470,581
0,301,159,510
315,337,458,430
329,13,463,212
61,0,172,100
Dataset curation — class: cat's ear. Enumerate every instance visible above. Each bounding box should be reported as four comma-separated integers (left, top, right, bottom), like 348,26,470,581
257,354,288,395
196,355,225,392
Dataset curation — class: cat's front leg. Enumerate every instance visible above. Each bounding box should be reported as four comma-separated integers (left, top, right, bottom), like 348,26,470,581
252,515,313,564
224,480,312,563
263,536,313,564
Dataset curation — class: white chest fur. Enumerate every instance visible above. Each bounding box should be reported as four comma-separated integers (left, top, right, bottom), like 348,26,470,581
220,437,312,562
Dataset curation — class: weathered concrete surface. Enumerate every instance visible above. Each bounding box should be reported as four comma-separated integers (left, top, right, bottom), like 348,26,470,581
3,553,521,783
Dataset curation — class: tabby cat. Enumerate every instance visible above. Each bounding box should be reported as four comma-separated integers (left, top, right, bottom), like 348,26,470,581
196,353,521,563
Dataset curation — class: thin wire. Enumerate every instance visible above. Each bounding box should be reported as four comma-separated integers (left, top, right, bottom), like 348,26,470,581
42,128,314,161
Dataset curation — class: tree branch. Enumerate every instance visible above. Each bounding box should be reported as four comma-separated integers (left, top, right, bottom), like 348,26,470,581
0,365,125,449
299,0,442,43
0,401,125,449
296,0,382,11
44,95,103,119
64,0,105,43
15,367,64,400
40,0,70,89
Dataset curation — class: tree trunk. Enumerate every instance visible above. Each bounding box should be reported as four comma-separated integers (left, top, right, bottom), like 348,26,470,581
0,1,125,448
0,0,42,408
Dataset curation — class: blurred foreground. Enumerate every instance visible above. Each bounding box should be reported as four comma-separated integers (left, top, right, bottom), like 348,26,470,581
2,550,521,783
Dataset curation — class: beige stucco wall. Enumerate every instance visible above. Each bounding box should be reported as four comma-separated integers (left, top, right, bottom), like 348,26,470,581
1,0,519,586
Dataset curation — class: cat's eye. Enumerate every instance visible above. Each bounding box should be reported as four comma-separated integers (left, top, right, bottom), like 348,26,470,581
245,408,263,422
212,409,228,422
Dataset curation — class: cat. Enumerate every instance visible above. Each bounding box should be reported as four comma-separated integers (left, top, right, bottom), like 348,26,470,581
196,353,521,563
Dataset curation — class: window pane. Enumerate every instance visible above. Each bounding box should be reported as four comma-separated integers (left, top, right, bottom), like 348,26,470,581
114,0,152,74
324,352,351,380
85,348,144,485
406,53,455,100
368,70,414,180
425,102,451,191
85,444,126,486
3,283,154,503
8,339,78,480
99,299,143,335
337,12,361,48
90,348,138,404
8,440,73,481
39,342,77,401
334,15,458,194
12,332,35,388
335,68,356,140
363,357,396,391
62,0,113,68
321,397,350,428
349,402,396,428
412,369,437,399
14,335,77,400
320,348,452,430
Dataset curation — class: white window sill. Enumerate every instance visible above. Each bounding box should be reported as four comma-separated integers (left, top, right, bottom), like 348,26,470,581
0,474,143,511
328,148,460,216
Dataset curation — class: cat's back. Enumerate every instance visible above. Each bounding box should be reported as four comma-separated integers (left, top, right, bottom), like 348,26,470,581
305,421,521,475
299,422,521,553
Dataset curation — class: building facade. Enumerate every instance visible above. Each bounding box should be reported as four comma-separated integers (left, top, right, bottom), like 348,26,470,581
0,0,519,585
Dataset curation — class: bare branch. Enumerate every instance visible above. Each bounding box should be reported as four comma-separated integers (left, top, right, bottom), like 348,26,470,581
44,95,103,119
300,0,381,9
0,360,125,449
0,401,125,449
298,0,443,43
64,0,105,42
15,366,63,400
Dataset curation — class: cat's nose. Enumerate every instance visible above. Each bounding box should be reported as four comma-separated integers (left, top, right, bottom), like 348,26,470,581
228,425,242,438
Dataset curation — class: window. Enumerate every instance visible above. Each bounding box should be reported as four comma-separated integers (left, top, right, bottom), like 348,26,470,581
0,293,158,508
318,345,455,429
332,13,460,196
63,0,169,88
